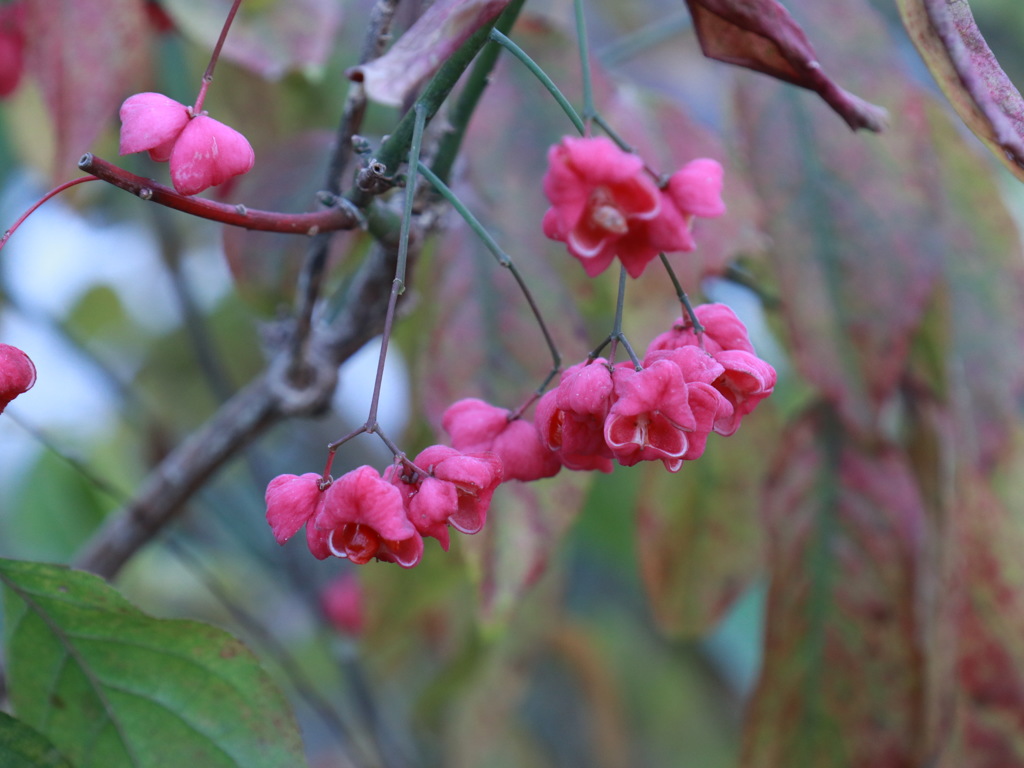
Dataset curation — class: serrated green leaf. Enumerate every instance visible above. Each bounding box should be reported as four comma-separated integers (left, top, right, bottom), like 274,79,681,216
0,558,307,768
0,712,72,768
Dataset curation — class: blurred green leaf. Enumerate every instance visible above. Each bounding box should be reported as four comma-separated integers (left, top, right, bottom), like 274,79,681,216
0,712,71,768
1,558,307,768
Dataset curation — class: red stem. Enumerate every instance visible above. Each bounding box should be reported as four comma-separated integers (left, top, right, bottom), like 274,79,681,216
0,176,99,252
193,0,244,114
79,154,362,234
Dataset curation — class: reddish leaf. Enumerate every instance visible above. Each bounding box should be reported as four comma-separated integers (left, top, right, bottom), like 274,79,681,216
23,0,149,179
351,0,512,107
682,0,887,131
733,0,945,434
896,0,1024,182
742,409,945,767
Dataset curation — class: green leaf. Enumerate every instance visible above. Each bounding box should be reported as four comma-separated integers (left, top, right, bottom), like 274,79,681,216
0,558,307,768
0,712,72,768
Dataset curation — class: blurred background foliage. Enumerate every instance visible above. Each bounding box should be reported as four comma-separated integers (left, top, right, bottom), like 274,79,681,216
2,0,1024,766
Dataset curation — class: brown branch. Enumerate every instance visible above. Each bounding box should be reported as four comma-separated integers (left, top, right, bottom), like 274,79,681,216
73,238,402,580
78,154,363,235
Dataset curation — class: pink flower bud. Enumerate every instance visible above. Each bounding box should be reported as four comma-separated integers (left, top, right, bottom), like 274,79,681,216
0,343,35,413
442,398,561,482
169,115,255,196
320,571,365,637
119,92,190,161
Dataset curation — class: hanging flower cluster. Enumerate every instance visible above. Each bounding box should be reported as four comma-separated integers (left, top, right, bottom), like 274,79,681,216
265,132,775,569
265,305,774,567
541,135,725,278
119,92,255,196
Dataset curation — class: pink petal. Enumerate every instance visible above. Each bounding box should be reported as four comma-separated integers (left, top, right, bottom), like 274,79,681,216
666,159,726,218
119,92,189,157
169,115,255,196
265,472,323,544
0,343,35,413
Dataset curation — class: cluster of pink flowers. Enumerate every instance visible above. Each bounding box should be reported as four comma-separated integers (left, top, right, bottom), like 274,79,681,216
266,446,503,570
119,92,255,196
265,135,776,569
542,135,725,278
265,305,775,568
0,343,35,414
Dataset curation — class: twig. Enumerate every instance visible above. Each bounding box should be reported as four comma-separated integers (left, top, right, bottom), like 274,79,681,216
79,154,363,235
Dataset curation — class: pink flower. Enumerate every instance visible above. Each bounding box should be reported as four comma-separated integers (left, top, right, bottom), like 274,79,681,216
265,472,325,544
0,343,35,413
534,359,619,472
169,115,256,196
665,159,726,219
308,465,423,568
542,136,662,278
542,136,726,278
646,304,775,437
604,361,696,472
708,350,776,436
386,445,503,549
320,571,365,637
119,92,254,196
442,398,561,482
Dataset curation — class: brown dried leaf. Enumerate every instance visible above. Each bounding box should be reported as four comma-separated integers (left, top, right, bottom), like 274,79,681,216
683,0,887,131
351,0,512,107
896,0,1024,181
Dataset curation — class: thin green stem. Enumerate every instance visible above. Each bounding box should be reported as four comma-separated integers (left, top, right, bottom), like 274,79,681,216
347,15,504,210
432,0,527,183
574,0,596,124
659,252,704,338
193,0,243,114
489,29,585,136
365,103,427,429
418,161,562,392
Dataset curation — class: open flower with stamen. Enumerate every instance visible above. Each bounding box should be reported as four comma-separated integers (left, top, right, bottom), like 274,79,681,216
542,136,726,278
542,136,663,278
308,465,423,568
604,360,697,472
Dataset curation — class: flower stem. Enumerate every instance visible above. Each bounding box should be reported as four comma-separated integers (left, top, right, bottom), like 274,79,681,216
364,103,427,433
0,176,98,252
574,0,596,126
659,252,704,339
489,28,585,136
193,0,243,114
431,0,527,184
418,161,562,393
79,154,363,234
